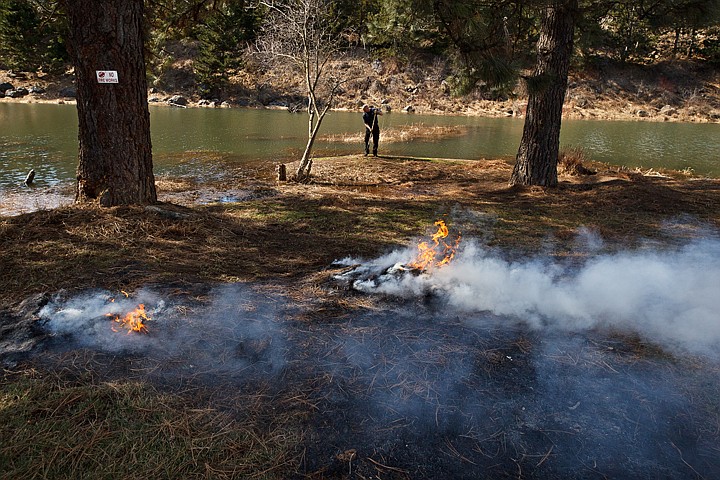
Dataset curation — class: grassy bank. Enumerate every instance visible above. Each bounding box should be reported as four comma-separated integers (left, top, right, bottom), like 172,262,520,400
2,155,718,305
3,55,720,123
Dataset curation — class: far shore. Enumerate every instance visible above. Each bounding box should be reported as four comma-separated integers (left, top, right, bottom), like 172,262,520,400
3,60,720,125
3,92,720,124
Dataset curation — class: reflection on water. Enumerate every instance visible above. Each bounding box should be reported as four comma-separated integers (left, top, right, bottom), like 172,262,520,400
582,130,612,156
1,102,718,214
0,187,73,216
562,120,720,175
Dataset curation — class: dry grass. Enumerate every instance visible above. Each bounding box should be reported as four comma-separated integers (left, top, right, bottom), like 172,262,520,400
2,155,720,478
558,146,596,176
2,155,719,306
0,365,303,479
320,124,468,144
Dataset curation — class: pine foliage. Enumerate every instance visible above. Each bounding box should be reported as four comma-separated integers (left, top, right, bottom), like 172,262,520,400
0,0,67,72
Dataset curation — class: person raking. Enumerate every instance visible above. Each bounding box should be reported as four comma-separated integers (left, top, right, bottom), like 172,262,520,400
362,104,382,156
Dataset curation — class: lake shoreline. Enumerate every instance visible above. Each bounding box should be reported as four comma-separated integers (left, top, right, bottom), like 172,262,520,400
3,56,719,124
3,89,719,124
2,153,719,303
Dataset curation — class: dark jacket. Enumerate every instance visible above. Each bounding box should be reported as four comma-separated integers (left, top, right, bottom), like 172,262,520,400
363,109,380,132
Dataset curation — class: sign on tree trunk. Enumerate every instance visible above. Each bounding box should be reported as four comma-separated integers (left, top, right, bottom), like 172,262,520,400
64,0,156,206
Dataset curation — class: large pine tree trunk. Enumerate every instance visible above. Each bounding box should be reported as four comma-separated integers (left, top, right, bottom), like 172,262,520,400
510,0,577,187
64,0,157,206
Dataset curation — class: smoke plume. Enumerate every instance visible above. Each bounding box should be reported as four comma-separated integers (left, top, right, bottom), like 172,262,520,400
344,233,720,357
25,234,720,478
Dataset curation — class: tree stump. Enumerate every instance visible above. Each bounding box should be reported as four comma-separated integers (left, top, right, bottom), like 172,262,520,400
24,169,35,185
276,163,287,182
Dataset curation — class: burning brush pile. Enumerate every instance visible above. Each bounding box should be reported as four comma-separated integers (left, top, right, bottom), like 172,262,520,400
335,219,462,294
333,218,720,357
106,292,152,334
37,289,165,351
19,284,290,387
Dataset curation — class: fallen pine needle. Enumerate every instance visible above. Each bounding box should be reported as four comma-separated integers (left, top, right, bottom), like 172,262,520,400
366,457,410,474
536,445,554,468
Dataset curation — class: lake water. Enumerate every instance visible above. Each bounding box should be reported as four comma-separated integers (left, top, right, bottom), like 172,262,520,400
1,102,718,213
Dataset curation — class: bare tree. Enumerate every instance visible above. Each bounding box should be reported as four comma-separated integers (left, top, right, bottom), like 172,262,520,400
63,0,157,206
256,0,345,183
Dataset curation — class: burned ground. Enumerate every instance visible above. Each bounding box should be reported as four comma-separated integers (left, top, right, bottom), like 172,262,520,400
2,156,720,478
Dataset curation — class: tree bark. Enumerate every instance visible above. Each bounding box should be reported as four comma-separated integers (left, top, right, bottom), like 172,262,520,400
510,0,577,187
64,0,157,206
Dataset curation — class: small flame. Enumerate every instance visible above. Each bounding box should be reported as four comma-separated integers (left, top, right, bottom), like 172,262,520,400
407,220,461,270
107,304,150,334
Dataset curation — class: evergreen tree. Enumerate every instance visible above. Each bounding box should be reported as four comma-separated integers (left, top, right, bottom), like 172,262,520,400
364,0,439,54
0,0,67,72
63,0,156,206
510,0,578,187
576,0,720,61
194,0,259,98
328,0,380,40
428,0,535,96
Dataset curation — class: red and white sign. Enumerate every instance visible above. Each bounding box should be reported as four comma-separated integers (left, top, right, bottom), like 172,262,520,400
96,71,119,84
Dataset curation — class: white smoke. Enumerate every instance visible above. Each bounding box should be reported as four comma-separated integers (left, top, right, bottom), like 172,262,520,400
348,235,720,356
39,288,165,352
37,284,288,374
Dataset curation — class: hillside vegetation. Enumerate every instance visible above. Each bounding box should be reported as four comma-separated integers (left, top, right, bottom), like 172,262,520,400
0,0,718,122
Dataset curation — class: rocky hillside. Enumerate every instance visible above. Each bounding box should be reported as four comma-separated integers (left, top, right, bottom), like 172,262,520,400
2,49,719,123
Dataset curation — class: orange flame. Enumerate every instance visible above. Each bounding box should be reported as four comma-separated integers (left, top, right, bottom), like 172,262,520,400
107,304,150,334
407,220,461,270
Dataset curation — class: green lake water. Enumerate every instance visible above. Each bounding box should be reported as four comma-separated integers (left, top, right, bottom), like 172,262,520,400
1,102,718,213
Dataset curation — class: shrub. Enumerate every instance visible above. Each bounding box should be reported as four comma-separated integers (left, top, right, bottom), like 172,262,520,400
559,146,596,176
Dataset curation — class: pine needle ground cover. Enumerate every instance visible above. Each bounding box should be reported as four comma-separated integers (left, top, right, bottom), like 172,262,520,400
2,156,720,479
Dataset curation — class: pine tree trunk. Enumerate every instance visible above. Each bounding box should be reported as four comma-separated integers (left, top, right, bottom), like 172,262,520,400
64,0,157,206
510,0,577,187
